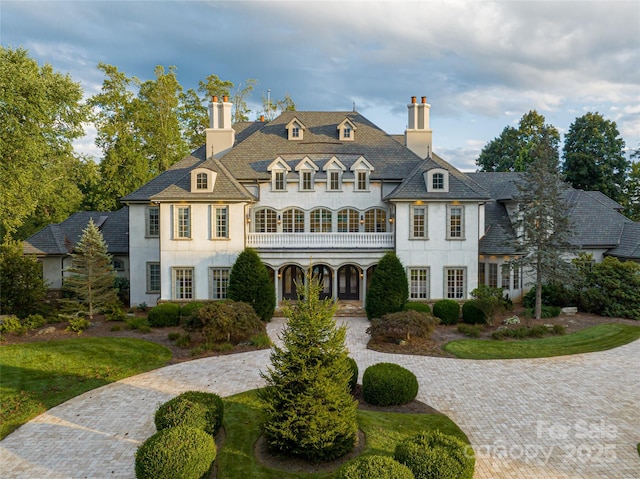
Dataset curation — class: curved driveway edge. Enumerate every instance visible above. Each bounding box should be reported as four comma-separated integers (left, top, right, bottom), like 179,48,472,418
1,317,638,478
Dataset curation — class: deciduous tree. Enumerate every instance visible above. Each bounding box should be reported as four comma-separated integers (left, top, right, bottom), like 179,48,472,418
562,112,628,202
621,147,639,221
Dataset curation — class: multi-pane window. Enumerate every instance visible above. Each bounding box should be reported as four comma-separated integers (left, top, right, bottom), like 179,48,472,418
146,262,160,293
478,262,485,286
501,264,510,289
209,268,229,299
310,208,332,232
212,206,228,239
364,209,386,232
410,205,427,238
328,171,341,191
356,171,368,191
175,206,191,239
196,172,208,190
300,170,313,191
446,268,466,299
513,264,520,289
409,268,430,300
337,209,359,232
173,267,194,300
113,258,124,271
344,127,351,138
255,208,277,233
274,171,286,191
146,206,159,237
447,205,464,239
292,126,300,138
432,172,444,190
282,208,305,233
488,263,498,288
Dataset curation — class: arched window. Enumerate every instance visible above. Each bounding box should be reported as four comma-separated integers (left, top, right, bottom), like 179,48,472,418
310,208,332,233
255,208,277,233
282,208,305,233
364,208,386,232
337,208,359,232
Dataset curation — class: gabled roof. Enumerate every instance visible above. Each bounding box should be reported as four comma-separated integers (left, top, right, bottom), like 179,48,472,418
386,154,490,201
606,222,640,260
23,207,129,256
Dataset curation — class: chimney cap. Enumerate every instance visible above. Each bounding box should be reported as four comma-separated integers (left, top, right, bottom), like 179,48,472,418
421,96,427,103
223,95,229,102
411,96,417,104
212,95,218,103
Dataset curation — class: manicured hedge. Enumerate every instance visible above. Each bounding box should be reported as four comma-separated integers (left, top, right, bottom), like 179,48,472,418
155,391,224,436
405,302,431,314
362,363,418,406
135,426,216,479
337,455,415,479
147,303,181,327
433,300,460,325
461,300,486,325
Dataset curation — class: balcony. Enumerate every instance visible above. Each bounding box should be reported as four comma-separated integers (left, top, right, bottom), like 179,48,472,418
247,232,394,249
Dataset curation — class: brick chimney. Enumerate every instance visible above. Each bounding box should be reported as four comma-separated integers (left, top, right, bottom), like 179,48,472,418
405,96,433,159
206,96,235,158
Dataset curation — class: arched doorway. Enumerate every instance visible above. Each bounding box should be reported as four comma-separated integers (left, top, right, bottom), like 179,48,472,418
312,265,332,300
338,265,360,300
282,265,304,300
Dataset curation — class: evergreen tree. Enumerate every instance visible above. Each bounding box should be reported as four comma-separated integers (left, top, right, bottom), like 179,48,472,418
259,270,358,462
511,132,575,323
227,248,275,321
621,150,639,221
365,252,408,319
0,240,49,317
62,219,119,319
562,112,628,202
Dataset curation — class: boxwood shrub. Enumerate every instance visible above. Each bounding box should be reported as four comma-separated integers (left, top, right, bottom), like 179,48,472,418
155,397,208,433
362,363,418,406
461,300,486,325
147,303,181,327
405,302,431,314
394,430,474,479
336,455,415,479
432,300,460,325
346,357,358,393
135,426,216,479
161,391,224,436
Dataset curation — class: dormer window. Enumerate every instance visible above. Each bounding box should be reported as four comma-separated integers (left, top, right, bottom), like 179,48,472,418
425,168,449,193
286,117,306,140
295,156,318,192
190,168,216,193
268,157,291,192
350,156,374,192
337,118,357,141
324,156,346,192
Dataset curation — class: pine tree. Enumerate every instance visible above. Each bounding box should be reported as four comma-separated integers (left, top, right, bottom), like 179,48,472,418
365,251,408,319
62,219,119,319
227,248,275,321
511,133,575,323
258,269,358,462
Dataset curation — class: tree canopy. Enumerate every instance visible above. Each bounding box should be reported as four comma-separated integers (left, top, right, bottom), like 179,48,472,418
476,110,560,172
562,112,628,202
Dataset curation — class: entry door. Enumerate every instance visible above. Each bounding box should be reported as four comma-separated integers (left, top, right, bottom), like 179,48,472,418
282,265,304,300
338,265,360,300
312,265,332,300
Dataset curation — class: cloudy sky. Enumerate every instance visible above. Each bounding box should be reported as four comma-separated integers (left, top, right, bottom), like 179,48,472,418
3,0,639,171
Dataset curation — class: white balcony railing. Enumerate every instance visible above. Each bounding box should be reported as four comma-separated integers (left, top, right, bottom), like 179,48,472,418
247,232,394,249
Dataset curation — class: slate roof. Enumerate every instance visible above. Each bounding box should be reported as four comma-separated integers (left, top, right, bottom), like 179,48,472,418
606,222,640,260
23,207,129,256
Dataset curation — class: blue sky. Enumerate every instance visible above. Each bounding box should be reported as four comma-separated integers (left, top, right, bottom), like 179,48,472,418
2,0,639,171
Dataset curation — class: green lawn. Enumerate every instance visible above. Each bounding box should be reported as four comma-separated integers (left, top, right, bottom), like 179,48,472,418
444,323,640,360
216,389,470,478
0,337,172,439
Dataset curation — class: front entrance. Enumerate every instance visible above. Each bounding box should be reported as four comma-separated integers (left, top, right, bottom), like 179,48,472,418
282,265,304,300
338,265,360,300
312,265,332,299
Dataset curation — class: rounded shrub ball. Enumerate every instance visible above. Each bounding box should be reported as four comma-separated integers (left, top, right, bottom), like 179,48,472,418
155,397,208,433
462,300,486,325
432,299,460,325
394,430,474,479
362,362,419,406
346,357,359,392
336,455,415,479
135,426,216,479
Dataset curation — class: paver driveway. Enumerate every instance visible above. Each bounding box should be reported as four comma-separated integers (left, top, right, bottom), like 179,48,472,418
1,317,638,478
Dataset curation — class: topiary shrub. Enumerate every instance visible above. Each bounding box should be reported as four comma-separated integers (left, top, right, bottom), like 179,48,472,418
367,310,438,343
405,302,431,314
432,300,460,325
394,430,474,479
362,363,419,406
461,300,486,325
155,391,224,436
135,426,216,479
336,455,415,479
198,300,266,344
148,303,181,327
228,248,275,322
346,357,358,392
366,252,408,320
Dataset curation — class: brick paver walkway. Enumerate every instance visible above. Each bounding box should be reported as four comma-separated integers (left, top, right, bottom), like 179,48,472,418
1,317,638,478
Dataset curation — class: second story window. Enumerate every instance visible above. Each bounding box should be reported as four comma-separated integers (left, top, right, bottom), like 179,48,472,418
175,206,191,239
310,208,332,233
255,208,277,233
300,170,313,191
364,208,386,232
410,205,427,239
282,208,305,233
356,171,368,191
328,171,341,191
146,206,159,237
337,209,359,232
274,171,286,191
212,206,228,239
447,204,465,239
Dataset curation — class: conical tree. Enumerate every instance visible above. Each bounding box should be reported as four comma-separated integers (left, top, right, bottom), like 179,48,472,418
62,219,119,319
227,248,275,321
365,252,408,319
259,269,358,462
